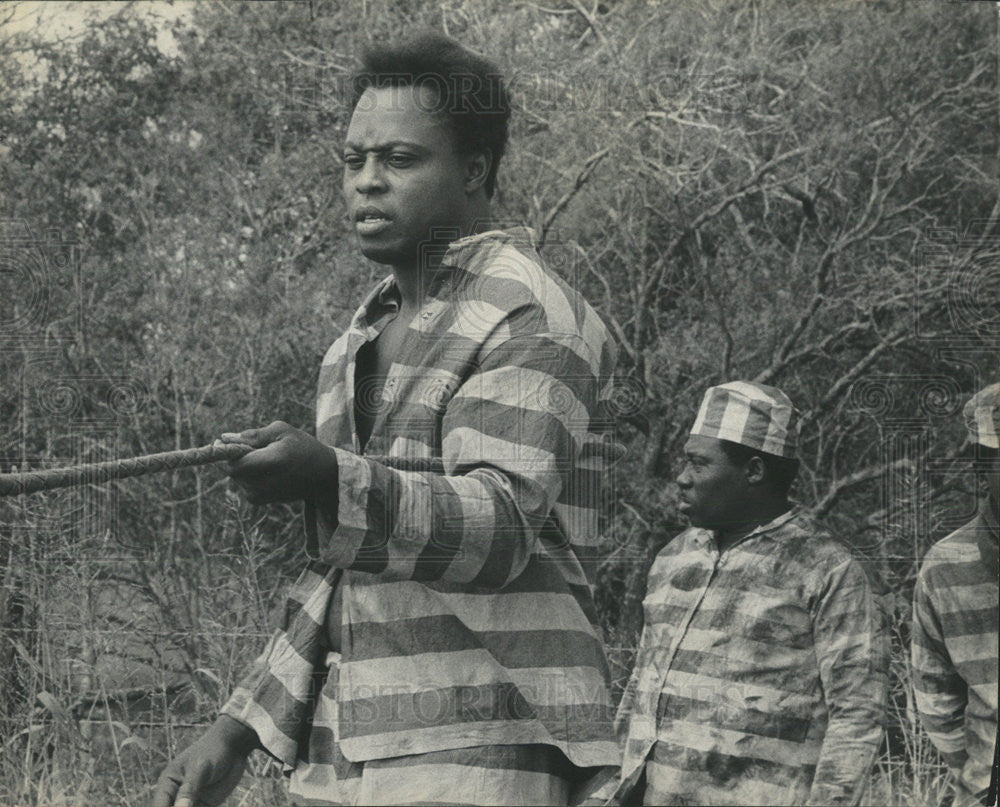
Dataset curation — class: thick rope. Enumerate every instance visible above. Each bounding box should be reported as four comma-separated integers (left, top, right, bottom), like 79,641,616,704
0,445,446,497
0,443,253,497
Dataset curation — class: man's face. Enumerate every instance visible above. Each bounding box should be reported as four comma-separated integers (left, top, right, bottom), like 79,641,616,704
343,84,472,270
676,434,749,531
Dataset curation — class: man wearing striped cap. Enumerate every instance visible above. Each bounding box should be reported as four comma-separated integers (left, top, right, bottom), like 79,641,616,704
912,382,999,807
608,381,888,805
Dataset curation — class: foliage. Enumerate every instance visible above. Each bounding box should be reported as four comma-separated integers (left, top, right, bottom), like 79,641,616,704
0,1,996,804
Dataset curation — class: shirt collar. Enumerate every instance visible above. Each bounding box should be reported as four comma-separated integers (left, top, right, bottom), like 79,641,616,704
690,506,801,552
375,276,401,309
753,506,801,536
348,274,400,333
444,227,536,263
441,226,537,269
354,227,537,326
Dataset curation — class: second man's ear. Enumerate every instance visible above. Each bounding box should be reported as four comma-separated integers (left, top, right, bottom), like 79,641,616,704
745,455,766,486
465,150,492,194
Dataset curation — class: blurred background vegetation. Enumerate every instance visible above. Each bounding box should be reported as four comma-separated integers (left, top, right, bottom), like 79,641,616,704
0,1,996,804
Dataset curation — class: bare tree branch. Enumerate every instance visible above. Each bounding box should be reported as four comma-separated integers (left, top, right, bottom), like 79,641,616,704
566,0,608,47
812,458,913,518
539,147,609,246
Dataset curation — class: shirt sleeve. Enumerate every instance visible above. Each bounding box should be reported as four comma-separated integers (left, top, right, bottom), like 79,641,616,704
218,562,337,767
806,557,889,806
311,330,606,589
911,570,970,771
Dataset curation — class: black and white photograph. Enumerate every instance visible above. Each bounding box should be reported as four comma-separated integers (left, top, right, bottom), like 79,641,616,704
0,1,997,805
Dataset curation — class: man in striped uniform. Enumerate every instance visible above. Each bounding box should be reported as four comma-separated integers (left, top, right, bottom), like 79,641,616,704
912,382,999,807
153,33,619,807
597,382,887,806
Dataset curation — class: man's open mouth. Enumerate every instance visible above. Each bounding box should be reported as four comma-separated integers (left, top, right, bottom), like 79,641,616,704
355,207,392,236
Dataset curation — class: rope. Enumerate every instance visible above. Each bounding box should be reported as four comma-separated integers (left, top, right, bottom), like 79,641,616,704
0,443,253,497
0,445,446,497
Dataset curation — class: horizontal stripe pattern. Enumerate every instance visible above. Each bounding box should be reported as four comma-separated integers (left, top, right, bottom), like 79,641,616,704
911,505,999,798
288,655,576,806
222,228,620,791
611,510,887,806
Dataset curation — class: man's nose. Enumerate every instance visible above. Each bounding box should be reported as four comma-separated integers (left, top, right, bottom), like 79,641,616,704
676,467,691,488
355,155,387,193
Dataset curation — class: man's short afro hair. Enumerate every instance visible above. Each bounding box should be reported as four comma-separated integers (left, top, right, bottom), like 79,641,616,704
350,31,511,198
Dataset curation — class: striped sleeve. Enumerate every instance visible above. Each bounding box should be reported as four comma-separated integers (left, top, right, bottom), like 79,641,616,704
219,563,335,767
911,570,970,770
806,557,888,806
314,330,601,589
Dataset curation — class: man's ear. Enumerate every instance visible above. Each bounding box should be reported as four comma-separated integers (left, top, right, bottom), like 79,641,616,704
465,150,492,194
745,455,766,486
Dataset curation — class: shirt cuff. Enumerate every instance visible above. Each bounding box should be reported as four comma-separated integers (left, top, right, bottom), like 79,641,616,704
305,448,378,567
219,686,297,769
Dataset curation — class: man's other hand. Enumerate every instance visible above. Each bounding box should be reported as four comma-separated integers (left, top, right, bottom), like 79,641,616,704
220,421,339,505
150,716,256,807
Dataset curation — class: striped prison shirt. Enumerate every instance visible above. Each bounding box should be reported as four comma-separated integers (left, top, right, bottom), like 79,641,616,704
912,502,999,805
221,227,621,784
608,509,888,806
290,651,581,806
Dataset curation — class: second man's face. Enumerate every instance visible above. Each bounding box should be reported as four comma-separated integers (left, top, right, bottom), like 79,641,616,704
343,84,472,271
676,434,748,531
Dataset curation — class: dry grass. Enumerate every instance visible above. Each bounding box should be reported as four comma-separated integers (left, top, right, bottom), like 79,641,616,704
1,493,961,807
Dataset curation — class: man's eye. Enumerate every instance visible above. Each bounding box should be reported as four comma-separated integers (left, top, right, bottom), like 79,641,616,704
387,154,415,167
343,154,363,169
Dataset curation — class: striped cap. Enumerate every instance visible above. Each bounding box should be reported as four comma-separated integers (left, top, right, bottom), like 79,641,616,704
690,381,801,459
963,382,1000,449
